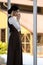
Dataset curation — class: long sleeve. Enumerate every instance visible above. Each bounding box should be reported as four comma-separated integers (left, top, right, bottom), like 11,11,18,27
9,17,21,32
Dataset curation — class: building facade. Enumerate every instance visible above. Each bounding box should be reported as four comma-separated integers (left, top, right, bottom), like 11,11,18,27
0,0,43,57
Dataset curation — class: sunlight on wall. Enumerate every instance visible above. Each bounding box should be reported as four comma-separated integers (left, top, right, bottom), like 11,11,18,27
0,11,7,43
21,26,30,34
0,11,7,28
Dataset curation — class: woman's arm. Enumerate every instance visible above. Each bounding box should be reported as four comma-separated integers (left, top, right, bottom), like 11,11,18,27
9,17,21,32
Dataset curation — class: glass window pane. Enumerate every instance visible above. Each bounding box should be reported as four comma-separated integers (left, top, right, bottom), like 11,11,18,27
22,44,26,52
1,29,5,42
26,44,30,53
21,34,24,42
26,34,30,42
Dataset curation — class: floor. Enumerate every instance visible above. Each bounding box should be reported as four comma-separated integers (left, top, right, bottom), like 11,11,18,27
0,53,43,65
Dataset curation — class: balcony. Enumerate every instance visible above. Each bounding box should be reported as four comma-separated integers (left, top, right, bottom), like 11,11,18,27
0,0,43,7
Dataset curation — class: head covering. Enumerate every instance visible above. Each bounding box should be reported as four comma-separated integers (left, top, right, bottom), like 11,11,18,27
8,5,19,14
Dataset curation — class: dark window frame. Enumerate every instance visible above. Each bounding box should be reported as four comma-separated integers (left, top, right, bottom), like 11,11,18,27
1,29,6,42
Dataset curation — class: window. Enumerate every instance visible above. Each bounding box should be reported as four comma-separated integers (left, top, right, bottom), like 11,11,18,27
37,35,41,43
37,34,43,46
37,35,41,46
26,44,30,52
1,29,5,42
26,34,30,42
37,7,43,14
21,34,24,42
22,44,26,52
21,33,30,53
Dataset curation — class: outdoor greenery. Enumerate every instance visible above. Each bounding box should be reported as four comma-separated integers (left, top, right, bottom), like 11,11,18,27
0,41,8,54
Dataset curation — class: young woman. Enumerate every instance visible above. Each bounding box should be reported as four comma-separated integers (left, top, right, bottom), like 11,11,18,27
7,5,23,65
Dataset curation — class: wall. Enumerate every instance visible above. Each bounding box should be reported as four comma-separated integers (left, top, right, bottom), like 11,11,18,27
0,10,7,43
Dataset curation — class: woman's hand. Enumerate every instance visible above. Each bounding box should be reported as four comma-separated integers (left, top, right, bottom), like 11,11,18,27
16,13,21,21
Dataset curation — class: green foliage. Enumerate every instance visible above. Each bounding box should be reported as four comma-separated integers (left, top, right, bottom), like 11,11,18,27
0,41,8,54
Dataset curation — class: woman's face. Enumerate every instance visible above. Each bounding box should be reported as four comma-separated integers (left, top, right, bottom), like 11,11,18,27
13,10,20,16
12,10,20,20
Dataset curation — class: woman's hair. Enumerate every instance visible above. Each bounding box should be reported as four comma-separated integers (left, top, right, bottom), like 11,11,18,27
8,5,19,14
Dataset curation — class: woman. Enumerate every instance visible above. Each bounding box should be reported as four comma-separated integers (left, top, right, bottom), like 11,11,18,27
7,5,23,65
